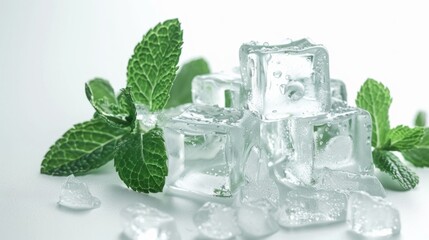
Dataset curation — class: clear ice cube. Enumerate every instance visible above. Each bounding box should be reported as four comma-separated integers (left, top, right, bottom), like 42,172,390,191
57,175,100,210
193,202,240,239
162,105,259,198
277,188,347,227
347,191,401,237
237,199,279,238
243,146,270,183
265,106,374,186
121,203,181,240
238,179,279,206
330,79,347,102
239,38,331,120
313,168,386,197
192,73,244,109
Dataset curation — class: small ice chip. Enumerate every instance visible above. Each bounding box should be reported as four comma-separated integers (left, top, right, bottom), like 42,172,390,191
57,175,100,210
347,191,401,237
239,179,279,206
277,188,347,227
193,202,240,239
121,203,181,240
237,199,279,238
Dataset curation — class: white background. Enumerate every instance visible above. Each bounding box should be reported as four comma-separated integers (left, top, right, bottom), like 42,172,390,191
1,0,429,239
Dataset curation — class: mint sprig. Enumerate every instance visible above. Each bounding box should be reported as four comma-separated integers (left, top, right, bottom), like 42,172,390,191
356,79,422,190
41,19,183,193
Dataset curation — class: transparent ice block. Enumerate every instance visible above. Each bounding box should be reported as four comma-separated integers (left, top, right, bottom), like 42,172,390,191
239,38,331,120
330,79,347,102
347,191,401,237
162,105,259,198
120,203,181,240
238,179,279,206
277,188,347,227
265,106,374,186
313,168,386,197
192,73,244,109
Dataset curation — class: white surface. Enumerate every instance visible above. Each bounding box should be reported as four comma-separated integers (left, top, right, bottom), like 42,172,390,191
1,0,429,239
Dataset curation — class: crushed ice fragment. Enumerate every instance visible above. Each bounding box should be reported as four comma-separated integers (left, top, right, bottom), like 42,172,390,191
239,179,279,206
347,191,401,237
57,175,100,210
237,199,279,238
277,188,347,227
121,203,181,240
193,202,240,239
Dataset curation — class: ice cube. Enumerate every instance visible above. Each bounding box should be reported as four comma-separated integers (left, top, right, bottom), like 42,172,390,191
347,191,401,237
193,202,240,239
192,73,244,109
313,168,386,197
240,38,331,120
57,175,100,210
237,199,279,238
243,146,270,183
277,188,347,227
266,106,374,186
162,105,259,198
238,179,279,206
121,203,181,240
330,79,347,102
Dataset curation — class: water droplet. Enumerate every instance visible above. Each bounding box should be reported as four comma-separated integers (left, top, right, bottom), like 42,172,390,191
279,82,305,101
273,71,282,78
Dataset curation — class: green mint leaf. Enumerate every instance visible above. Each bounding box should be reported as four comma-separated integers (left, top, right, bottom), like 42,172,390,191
41,118,129,176
402,128,429,167
385,125,424,150
415,111,426,127
372,149,419,190
86,79,136,127
356,79,392,148
165,58,210,108
85,78,117,106
127,19,183,112
114,127,168,193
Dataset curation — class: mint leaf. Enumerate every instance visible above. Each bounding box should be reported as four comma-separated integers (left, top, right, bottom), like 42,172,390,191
114,128,168,193
41,118,129,176
127,19,183,112
402,128,429,167
415,111,426,127
372,149,419,190
356,79,392,148
85,78,117,106
86,79,136,127
385,125,424,150
165,58,210,108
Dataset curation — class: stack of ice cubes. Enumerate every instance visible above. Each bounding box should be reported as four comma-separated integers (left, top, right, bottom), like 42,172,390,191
161,38,384,198
128,38,402,238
